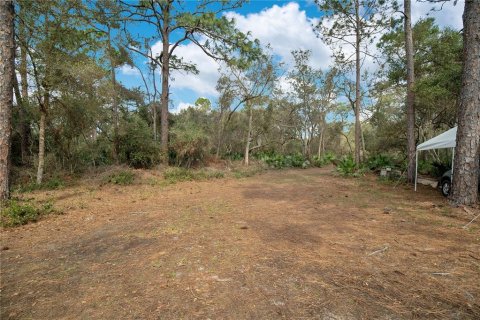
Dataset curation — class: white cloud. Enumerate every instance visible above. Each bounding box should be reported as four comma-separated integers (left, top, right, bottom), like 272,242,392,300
172,101,194,114
225,2,332,70
412,0,464,30
119,64,140,76
145,1,463,101
151,40,221,97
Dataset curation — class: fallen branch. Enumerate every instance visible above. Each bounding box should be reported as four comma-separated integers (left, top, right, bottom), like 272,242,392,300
368,246,389,256
462,211,480,229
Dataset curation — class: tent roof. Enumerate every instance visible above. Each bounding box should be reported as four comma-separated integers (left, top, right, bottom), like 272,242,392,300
417,127,457,151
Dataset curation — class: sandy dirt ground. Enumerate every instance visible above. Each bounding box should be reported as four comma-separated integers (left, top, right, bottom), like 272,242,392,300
1,167,479,319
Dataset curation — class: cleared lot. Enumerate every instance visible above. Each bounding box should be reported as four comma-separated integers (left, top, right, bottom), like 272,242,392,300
1,167,479,319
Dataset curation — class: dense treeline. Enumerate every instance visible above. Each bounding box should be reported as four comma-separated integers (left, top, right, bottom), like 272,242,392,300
1,0,478,204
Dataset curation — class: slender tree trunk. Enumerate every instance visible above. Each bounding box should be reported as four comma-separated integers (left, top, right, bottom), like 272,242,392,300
107,28,119,164
360,124,366,158
19,17,30,165
405,0,416,183
318,128,324,158
0,0,14,200
153,102,157,141
450,0,480,206
36,94,48,185
215,108,225,159
160,4,171,165
318,113,326,158
354,0,362,165
151,61,158,141
244,103,253,166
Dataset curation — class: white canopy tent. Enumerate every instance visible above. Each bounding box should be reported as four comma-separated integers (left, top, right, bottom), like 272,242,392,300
415,127,457,191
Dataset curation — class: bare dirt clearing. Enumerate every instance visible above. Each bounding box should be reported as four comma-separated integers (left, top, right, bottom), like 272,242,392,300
1,167,479,319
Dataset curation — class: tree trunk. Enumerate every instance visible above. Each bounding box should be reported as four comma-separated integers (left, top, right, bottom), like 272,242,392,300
215,108,225,159
405,0,416,183
244,103,253,166
450,0,480,206
0,0,14,200
354,0,362,165
19,16,30,165
318,127,324,158
36,98,47,185
318,113,326,158
153,102,157,141
160,4,171,165
107,28,119,164
360,124,366,158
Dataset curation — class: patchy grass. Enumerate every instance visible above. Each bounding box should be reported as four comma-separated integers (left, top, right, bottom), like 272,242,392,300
16,176,66,193
1,168,479,319
164,167,224,183
103,170,136,185
0,199,60,227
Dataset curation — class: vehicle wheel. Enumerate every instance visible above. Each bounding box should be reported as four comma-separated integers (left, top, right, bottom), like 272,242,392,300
441,180,451,197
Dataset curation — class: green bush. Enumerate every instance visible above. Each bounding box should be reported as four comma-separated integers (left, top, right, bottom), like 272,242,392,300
258,153,307,169
336,155,366,177
311,152,337,167
44,176,65,190
367,154,395,171
170,122,209,168
1,200,58,227
119,116,160,169
106,170,135,185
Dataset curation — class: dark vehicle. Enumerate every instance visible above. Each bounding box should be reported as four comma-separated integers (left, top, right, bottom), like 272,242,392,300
439,169,480,197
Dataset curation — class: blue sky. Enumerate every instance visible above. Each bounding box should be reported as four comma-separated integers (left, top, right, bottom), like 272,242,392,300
115,0,464,114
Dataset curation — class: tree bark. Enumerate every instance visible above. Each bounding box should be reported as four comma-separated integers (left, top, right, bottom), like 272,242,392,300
107,27,119,164
19,15,30,165
160,4,171,165
318,113,326,158
0,0,14,200
354,0,362,165
318,127,324,158
36,96,48,185
450,0,480,206
215,108,225,159
244,103,253,166
405,0,416,183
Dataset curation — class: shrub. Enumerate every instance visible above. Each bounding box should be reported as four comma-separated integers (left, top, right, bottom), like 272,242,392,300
44,176,65,190
311,152,337,167
170,122,209,168
336,155,366,177
106,170,135,185
119,116,160,169
337,155,356,176
1,200,58,227
258,153,307,169
367,154,395,171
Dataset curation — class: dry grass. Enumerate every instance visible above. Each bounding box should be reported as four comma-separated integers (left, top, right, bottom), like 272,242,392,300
1,166,479,319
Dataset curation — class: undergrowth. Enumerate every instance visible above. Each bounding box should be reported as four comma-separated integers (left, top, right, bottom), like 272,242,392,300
336,155,367,177
16,176,65,193
104,170,136,185
1,199,60,227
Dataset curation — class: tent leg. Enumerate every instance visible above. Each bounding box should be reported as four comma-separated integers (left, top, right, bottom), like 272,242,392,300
415,151,418,191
